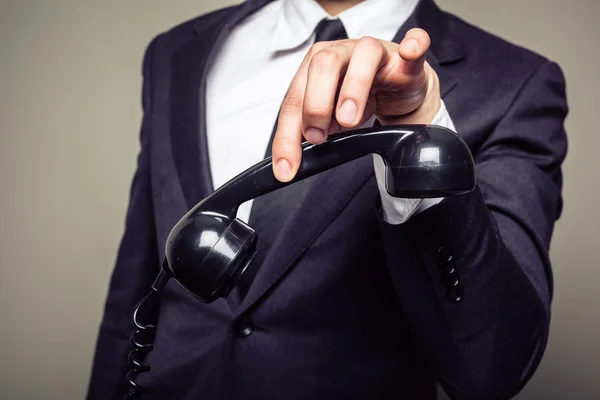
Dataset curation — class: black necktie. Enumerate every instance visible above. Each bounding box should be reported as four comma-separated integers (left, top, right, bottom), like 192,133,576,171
314,18,349,43
235,19,349,299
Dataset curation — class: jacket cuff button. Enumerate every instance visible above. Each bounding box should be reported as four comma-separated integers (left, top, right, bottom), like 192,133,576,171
443,274,460,288
436,246,453,264
446,287,463,304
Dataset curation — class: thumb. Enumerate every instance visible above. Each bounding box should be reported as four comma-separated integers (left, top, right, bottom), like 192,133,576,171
397,28,430,75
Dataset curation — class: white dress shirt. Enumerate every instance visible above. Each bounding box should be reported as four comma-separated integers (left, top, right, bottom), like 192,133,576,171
206,0,456,224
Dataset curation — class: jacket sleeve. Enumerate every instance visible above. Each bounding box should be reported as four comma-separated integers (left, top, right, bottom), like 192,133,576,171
86,36,162,400
378,61,568,400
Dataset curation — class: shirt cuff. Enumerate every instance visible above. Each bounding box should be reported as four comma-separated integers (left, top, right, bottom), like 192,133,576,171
374,99,457,224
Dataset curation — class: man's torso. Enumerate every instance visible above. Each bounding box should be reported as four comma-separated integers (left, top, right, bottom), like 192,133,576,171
135,1,549,398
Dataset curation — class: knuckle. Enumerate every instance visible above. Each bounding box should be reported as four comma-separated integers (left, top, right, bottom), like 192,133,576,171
308,42,327,57
344,73,371,88
311,49,341,69
280,96,303,114
273,134,296,150
303,102,331,120
357,36,380,50
356,36,385,57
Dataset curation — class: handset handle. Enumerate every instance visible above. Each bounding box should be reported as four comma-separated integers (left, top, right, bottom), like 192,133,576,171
163,124,475,304
191,124,475,218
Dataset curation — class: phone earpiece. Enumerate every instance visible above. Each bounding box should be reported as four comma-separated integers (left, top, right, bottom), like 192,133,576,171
384,125,475,198
164,213,258,303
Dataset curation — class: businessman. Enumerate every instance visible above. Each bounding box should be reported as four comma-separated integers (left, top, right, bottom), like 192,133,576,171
87,0,568,399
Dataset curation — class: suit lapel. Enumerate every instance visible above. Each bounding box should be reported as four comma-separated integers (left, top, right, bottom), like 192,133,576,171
170,30,218,207
237,156,375,315
170,0,274,209
168,0,275,314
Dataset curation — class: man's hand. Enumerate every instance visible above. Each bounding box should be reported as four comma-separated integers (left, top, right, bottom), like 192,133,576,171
271,28,441,182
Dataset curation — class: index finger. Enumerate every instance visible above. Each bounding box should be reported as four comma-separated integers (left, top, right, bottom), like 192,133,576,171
271,44,324,182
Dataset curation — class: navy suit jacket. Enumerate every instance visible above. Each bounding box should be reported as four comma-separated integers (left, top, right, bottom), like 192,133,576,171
87,0,568,399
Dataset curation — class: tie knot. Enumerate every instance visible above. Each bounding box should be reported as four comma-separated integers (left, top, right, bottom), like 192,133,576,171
314,18,348,43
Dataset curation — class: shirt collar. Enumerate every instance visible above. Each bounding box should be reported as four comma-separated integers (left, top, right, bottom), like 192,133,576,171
269,0,420,53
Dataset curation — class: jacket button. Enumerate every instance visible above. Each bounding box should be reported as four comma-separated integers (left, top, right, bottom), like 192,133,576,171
234,317,254,338
446,287,463,304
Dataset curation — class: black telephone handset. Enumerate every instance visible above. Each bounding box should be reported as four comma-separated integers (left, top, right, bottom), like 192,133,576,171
123,124,476,398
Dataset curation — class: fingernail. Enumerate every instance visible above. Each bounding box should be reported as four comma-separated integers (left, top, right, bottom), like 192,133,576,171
404,38,419,53
339,99,357,124
275,159,292,181
305,127,326,144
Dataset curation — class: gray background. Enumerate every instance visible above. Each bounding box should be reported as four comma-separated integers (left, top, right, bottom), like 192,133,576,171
0,0,597,398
